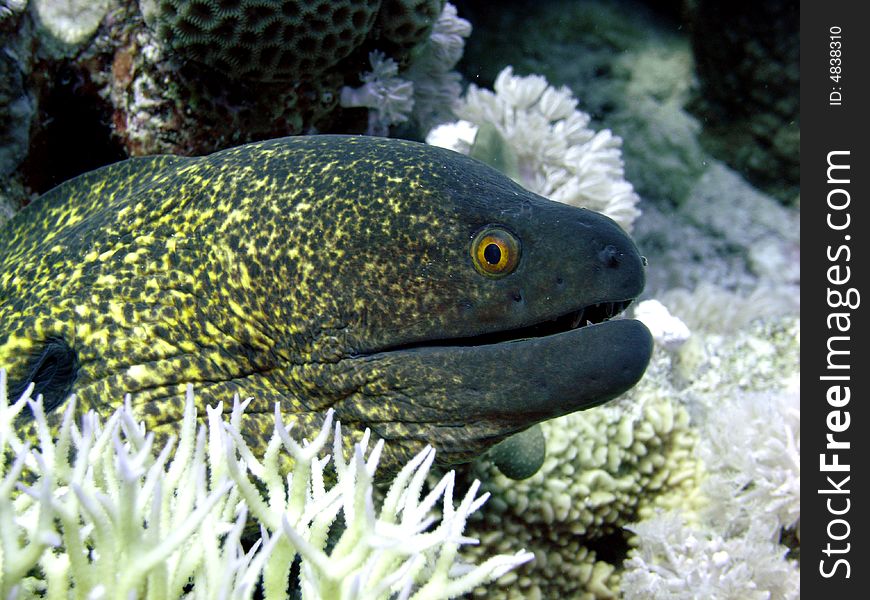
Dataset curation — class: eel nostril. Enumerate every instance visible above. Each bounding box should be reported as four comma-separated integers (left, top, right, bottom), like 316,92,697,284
598,244,620,268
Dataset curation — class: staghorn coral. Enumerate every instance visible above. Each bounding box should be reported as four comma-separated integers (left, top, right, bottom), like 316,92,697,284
0,371,531,598
426,67,640,232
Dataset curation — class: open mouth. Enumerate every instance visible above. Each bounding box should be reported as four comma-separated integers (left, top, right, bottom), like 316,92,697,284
392,298,636,351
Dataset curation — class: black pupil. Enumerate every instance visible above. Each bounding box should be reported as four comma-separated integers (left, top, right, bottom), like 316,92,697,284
483,242,502,265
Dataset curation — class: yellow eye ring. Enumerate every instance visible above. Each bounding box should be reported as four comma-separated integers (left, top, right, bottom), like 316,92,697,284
471,226,521,277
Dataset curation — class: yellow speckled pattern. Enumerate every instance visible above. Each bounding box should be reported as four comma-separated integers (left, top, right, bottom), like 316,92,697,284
0,135,651,473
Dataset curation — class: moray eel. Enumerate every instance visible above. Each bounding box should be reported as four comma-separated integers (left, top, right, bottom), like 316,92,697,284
0,135,652,472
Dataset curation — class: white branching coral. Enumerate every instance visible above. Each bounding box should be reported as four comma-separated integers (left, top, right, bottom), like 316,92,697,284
404,2,472,133
618,316,800,599
427,67,641,231
0,371,531,598
699,388,800,540
621,512,800,600
340,50,415,137
340,3,471,136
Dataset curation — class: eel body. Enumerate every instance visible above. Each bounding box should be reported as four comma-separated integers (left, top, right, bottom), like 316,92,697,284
0,135,652,472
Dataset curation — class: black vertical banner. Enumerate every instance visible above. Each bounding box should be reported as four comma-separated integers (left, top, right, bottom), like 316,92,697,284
802,0,870,596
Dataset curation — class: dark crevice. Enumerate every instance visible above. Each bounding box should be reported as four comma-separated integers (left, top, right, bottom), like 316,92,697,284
21,62,127,196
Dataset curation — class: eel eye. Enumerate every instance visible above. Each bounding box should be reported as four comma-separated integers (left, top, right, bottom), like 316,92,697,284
471,226,521,278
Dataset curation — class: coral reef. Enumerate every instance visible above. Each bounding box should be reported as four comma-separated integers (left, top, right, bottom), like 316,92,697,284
458,311,799,599
633,161,800,304
0,0,468,193
621,317,800,599
341,1,470,136
455,0,800,205
686,0,799,203
427,67,640,232
0,2,802,596
0,372,531,598
125,0,463,151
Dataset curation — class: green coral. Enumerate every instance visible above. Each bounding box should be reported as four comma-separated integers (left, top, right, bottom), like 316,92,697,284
141,0,445,82
377,0,444,53
686,0,799,203
142,0,379,81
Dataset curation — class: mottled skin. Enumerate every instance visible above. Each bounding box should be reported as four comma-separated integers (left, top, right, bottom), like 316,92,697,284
0,135,652,472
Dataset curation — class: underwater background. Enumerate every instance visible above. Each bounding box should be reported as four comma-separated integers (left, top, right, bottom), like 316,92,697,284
1,0,799,598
